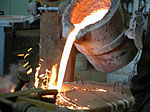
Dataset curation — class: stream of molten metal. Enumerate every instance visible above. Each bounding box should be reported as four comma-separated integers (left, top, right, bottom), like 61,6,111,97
33,8,109,111
34,9,109,92
57,9,109,92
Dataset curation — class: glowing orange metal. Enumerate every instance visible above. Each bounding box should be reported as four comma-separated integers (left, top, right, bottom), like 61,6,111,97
57,9,109,92
34,0,111,110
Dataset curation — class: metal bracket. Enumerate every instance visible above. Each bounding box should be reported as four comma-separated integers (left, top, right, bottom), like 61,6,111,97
74,75,84,85
125,0,147,50
113,80,124,94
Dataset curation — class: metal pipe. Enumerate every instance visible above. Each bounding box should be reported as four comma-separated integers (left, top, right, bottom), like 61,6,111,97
38,89,58,96
38,7,58,11
0,97,50,112
37,89,58,104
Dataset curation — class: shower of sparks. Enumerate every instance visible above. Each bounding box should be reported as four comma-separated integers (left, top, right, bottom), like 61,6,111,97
33,0,110,110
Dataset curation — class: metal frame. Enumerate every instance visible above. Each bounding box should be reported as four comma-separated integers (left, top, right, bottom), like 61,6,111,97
0,26,5,76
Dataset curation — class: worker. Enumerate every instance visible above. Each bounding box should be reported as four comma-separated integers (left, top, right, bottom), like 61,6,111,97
130,13,150,112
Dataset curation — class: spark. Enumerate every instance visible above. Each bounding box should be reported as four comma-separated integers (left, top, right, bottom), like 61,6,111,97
23,62,29,67
18,54,24,57
40,59,44,62
27,68,32,74
24,53,30,59
27,48,32,52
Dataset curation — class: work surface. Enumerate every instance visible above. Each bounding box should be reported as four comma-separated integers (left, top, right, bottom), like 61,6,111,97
57,81,134,112
0,77,133,112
